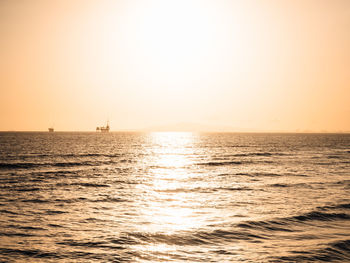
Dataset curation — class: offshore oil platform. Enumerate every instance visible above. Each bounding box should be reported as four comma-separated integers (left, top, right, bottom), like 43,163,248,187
96,121,110,133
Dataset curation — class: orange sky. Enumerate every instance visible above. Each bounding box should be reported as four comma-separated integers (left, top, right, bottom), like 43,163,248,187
1,0,349,132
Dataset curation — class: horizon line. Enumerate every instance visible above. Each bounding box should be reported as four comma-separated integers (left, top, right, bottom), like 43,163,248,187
1,130,349,134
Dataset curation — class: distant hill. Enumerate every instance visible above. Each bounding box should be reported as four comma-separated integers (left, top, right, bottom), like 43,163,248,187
143,122,257,132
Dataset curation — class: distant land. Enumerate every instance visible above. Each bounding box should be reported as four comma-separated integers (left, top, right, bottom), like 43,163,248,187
142,123,350,133
143,123,255,132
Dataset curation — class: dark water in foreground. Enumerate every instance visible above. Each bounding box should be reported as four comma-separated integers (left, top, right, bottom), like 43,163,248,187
0,132,349,262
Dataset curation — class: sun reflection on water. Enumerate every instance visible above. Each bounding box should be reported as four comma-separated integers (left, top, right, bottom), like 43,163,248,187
136,132,205,235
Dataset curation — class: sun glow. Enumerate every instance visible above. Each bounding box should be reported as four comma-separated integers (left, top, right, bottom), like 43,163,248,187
114,0,230,98
136,132,205,234
1,0,350,131
132,0,217,72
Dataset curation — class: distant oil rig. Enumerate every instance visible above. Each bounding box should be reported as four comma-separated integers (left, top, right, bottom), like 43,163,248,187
47,122,111,132
96,121,110,133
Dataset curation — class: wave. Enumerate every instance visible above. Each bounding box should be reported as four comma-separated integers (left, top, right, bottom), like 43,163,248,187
155,186,253,193
293,211,350,222
197,161,244,166
0,248,59,260
56,240,126,251
17,196,127,204
0,248,103,261
51,227,268,250
5,225,45,231
15,153,121,158
237,208,350,233
119,229,267,246
269,183,309,188
197,159,279,166
233,152,274,157
91,197,127,203
45,210,67,215
271,239,350,262
56,182,110,188
318,202,350,211
269,183,289,188
333,179,350,186
21,199,50,203
327,155,341,159
236,172,308,177
0,163,38,169
19,226,45,231
220,186,254,191
53,161,95,167
73,153,120,158
0,209,19,215
0,160,111,170
238,220,293,233
15,187,41,192
316,162,338,166
0,232,36,237
236,172,281,177
77,183,110,188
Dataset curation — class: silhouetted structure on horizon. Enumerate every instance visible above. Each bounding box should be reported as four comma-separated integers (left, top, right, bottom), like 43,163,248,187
96,121,110,133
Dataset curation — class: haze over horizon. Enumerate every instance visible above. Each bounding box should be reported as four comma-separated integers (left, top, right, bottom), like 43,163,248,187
1,0,350,132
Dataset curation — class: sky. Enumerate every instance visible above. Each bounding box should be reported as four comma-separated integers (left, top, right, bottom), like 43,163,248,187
1,0,349,132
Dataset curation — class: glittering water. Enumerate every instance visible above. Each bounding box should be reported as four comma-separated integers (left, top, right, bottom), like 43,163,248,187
0,132,350,262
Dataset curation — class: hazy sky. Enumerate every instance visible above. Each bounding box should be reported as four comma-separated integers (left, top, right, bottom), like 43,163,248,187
1,0,349,131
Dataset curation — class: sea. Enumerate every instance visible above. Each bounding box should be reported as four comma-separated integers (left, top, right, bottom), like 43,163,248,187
0,132,349,262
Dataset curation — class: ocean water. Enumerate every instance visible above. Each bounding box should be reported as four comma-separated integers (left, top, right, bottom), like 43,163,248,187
0,132,349,262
